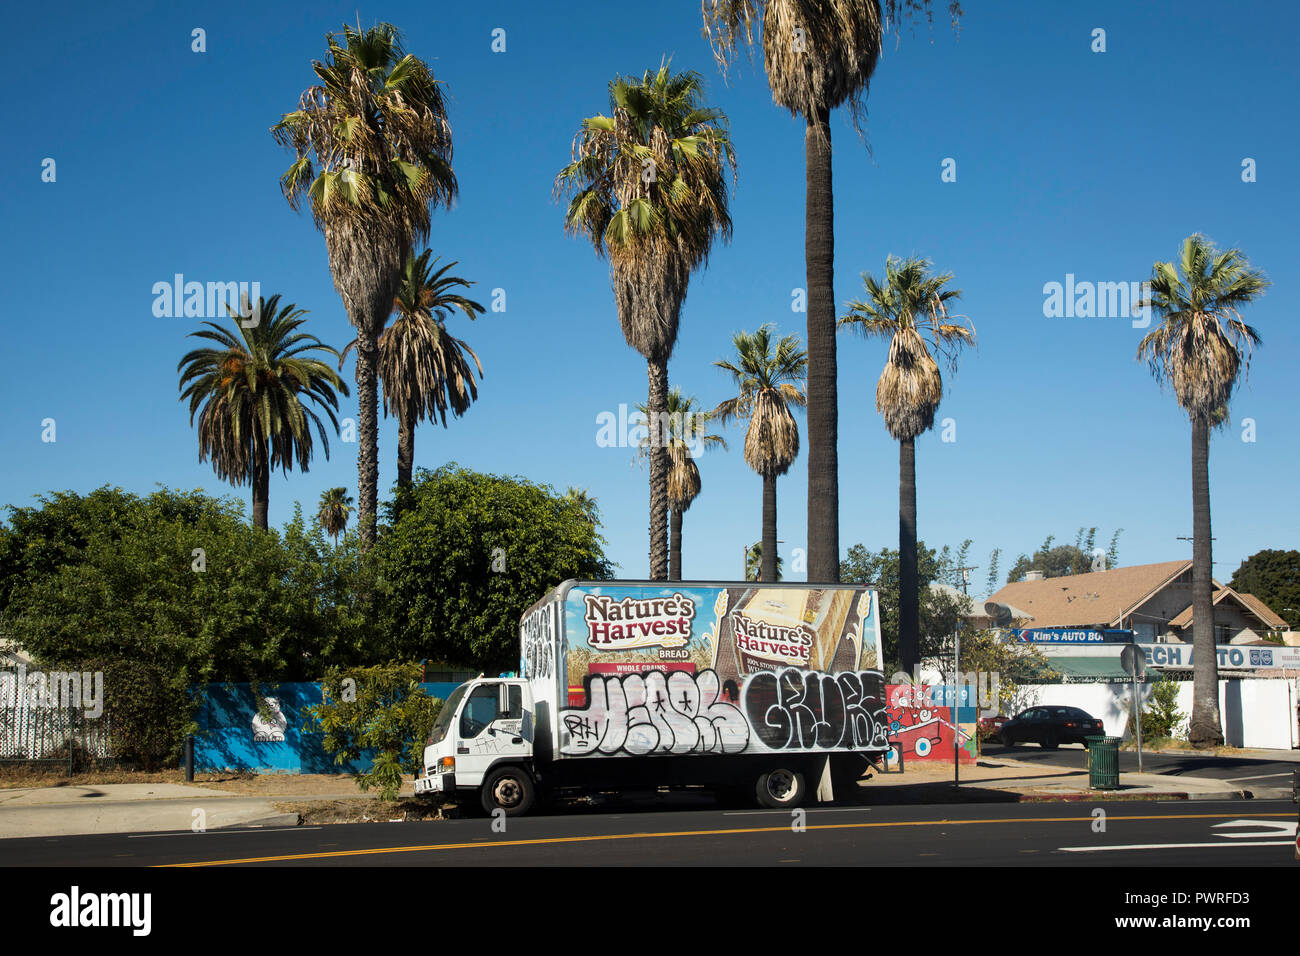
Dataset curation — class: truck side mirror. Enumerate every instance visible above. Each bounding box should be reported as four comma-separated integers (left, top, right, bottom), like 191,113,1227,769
498,683,511,717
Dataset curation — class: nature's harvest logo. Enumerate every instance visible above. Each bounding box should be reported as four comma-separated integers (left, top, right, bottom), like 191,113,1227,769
583,592,694,650
731,613,814,664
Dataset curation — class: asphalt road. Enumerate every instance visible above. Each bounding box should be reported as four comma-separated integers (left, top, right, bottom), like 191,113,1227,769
980,743,1299,790
1,798,1294,867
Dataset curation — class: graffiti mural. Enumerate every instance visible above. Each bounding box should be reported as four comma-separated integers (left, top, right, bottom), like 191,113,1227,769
557,666,891,757
743,668,889,751
521,599,556,680
559,669,749,756
885,684,975,763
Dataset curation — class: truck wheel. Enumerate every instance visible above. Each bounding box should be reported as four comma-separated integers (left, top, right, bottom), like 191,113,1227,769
755,767,807,809
480,765,535,817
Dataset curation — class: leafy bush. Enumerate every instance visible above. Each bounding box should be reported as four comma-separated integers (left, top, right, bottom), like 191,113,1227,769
1127,675,1186,741
305,663,442,800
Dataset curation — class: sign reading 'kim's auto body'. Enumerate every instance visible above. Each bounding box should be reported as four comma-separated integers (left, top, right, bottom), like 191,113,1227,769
1014,628,1134,644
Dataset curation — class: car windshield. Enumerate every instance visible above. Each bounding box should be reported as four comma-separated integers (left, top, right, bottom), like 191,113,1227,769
427,684,467,745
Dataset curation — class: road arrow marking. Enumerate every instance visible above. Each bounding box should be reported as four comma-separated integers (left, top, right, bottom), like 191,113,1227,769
1211,818,1297,839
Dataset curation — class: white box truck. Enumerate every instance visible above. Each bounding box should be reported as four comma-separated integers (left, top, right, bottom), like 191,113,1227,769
414,580,889,816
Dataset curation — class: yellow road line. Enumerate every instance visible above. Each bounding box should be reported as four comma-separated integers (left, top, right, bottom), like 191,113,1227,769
161,811,1295,867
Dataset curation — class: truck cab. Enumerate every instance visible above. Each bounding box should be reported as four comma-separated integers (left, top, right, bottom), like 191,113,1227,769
414,677,538,815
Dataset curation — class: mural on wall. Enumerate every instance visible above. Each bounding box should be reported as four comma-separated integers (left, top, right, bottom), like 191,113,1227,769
885,684,976,764
251,697,287,743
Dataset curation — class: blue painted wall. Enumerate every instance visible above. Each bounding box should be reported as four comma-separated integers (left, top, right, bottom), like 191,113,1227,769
194,682,460,774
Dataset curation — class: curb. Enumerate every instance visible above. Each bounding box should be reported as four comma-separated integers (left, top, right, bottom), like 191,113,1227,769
1013,788,1254,803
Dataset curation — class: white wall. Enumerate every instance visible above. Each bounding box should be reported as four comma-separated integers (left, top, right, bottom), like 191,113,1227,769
1015,678,1298,749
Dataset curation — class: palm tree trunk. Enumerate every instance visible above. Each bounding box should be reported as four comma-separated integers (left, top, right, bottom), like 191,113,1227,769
647,358,669,581
805,106,839,584
355,331,380,548
899,436,919,676
1188,415,1223,746
397,407,416,490
669,508,683,581
252,430,270,530
762,473,777,583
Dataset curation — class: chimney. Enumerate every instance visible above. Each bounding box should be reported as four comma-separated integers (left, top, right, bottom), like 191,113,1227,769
1024,571,1045,582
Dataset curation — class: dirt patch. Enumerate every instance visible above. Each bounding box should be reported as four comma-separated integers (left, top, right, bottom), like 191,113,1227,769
274,797,460,825
190,773,385,798
0,766,193,790
0,766,408,798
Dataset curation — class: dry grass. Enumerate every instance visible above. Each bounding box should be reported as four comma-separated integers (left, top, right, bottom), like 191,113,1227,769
0,765,377,797
273,797,457,824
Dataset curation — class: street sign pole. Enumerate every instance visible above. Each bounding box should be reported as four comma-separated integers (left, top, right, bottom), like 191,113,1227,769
1121,644,1145,774
953,624,961,789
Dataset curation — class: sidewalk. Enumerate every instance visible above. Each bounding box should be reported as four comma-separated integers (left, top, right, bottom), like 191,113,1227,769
854,754,1291,804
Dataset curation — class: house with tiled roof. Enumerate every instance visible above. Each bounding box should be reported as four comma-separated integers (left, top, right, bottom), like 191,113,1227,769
988,560,1288,645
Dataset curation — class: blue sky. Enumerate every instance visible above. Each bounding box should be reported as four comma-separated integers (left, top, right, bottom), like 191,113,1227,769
4,0,1297,595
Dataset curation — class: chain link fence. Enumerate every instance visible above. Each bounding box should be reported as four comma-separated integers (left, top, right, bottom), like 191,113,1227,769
1,703,115,770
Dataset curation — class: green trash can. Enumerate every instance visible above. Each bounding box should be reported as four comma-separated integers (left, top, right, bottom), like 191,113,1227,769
1087,736,1121,790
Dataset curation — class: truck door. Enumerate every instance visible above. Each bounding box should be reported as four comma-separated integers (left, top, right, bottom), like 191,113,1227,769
454,682,532,785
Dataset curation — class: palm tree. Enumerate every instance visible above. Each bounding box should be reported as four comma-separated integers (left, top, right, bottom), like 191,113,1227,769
638,388,728,580
713,325,807,582
343,251,484,491
273,22,456,548
556,63,736,580
564,487,601,526
1137,234,1268,747
317,487,354,546
745,541,783,582
839,256,973,675
178,295,349,530
702,0,962,584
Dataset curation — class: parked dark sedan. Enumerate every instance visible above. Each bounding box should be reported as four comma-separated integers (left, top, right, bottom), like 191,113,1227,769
999,706,1104,749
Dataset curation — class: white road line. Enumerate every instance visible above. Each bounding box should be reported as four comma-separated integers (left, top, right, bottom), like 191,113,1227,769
127,826,321,839
723,808,872,816
1224,772,1293,782
1059,840,1292,852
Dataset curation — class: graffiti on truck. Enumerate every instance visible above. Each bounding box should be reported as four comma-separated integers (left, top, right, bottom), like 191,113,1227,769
559,669,749,756
744,668,890,752
558,666,890,757
521,601,556,680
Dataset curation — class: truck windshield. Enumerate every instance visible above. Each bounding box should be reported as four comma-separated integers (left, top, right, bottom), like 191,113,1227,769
427,684,467,745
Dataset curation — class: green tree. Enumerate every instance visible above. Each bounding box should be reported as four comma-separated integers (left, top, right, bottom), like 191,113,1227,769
177,295,348,529
638,388,728,580
703,0,963,584
713,326,807,582
556,64,736,580
0,488,376,684
1229,549,1300,629
841,541,966,672
274,22,457,548
1006,527,1125,582
306,662,442,800
317,487,353,547
1137,234,1269,746
376,465,614,671
957,628,1059,737
344,251,485,492
839,256,974,674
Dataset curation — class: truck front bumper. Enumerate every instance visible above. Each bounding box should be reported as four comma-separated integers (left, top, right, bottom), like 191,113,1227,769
414,772,454,796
